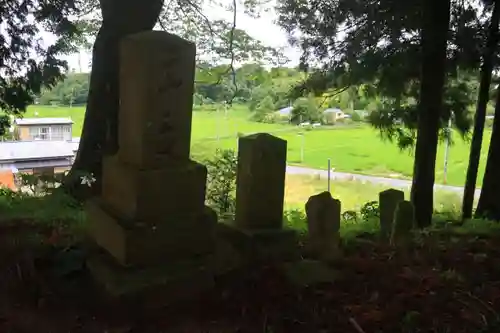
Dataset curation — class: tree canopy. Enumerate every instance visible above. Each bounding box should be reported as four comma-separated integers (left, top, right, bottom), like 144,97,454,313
276,0,489,148
0,0,88,129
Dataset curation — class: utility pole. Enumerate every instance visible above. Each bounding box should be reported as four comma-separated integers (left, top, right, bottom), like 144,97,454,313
327,158,331,192
298,132,305,162
78,52,83,73
215,105,220,142
69,87,75,108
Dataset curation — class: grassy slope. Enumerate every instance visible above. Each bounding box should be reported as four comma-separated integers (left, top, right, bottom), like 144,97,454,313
0,174,463,233
25,104,489,187
283,174,464,232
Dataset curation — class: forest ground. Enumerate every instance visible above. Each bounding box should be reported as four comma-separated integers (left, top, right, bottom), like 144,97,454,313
1,210,499,333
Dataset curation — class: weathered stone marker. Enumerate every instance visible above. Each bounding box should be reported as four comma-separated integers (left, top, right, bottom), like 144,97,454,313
235,133,287,230
305,191,341,261
390,200,415,247
379,188,404,240
85,31,218,300
232,133,297,260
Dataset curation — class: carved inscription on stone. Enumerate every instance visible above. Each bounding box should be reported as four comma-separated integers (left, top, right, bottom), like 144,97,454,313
154,56,184,158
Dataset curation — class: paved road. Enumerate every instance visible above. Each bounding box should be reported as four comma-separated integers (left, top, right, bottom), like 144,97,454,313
286,165,481,197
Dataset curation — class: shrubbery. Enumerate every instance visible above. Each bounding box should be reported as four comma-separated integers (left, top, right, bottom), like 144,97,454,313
350,111,362,122
204,149,238,220
251,95,275,122
291,97,322,124
0,172,90,226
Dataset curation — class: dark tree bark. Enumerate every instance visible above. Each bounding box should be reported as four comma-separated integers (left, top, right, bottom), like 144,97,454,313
462,0,500,220
410,0,451,228
65,0,164,198
476,84,500,220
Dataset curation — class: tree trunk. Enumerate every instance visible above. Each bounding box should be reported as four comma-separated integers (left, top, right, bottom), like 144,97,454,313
476,84,500,220
462,0,500,220
410,0,451,228
65,0,164,198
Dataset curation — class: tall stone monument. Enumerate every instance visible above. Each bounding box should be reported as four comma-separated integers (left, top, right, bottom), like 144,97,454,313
230,133,298,260
85,31,218,300
235,133,287,230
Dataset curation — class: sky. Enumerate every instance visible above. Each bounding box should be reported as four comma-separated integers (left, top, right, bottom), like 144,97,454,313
58,3,302,72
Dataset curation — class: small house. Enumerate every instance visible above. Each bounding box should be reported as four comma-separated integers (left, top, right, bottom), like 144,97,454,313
14,117,73,141
323,108,349,124
270,106,293,123
0,140,75,176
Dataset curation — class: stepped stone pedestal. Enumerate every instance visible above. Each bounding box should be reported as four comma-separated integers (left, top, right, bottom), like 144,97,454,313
85,31,228,302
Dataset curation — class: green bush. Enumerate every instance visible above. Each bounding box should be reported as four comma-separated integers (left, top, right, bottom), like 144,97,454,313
360,201,380,220
252,95,275,122
342,210,358,222
350,112,362,122
291,96,322,124
284,208,307,231
0,172,85,226
204,149,238,220
262,112,280,123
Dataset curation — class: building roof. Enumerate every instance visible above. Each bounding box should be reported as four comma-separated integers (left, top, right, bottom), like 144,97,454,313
0,141,75,161
14,117,74,126
324,108,343,113
69,137,80,151
278,107,293,116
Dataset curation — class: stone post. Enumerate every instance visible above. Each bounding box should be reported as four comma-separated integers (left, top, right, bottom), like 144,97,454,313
379,188,404,240
235,133,287,230
232,133,297,259
305,191,341,261
390,200,415,247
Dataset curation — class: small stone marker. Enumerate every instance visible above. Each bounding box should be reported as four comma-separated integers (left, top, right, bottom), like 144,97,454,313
390,200,415,247
235,133,287,230
305,191,341,261
379,188,404,240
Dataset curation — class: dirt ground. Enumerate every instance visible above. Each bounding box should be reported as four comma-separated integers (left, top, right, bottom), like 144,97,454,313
1,222,500,333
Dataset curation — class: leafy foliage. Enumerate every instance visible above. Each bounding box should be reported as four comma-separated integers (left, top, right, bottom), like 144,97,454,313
38,72,89,105
204,149,238,220
360,201,380,220
291,96,321,124
252,95,275,122
0,172,85,225
0,0,88,133
276,0,486,147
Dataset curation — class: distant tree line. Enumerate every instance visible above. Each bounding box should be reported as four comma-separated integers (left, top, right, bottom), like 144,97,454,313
37,72,90,106
39,62,490,128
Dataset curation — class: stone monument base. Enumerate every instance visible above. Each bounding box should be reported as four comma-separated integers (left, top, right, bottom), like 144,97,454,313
242,228,299,261
86,199,216,267
86,233,243,305
86,249,215,306
218,224,299,261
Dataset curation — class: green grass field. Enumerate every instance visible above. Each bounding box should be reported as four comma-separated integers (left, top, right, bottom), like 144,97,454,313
283,174,463,212
25,104,489,187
